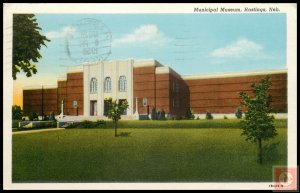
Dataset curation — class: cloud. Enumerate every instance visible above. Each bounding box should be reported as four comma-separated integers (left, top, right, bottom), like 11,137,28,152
112,24,170,47
45,26,76,39
210,38,263,58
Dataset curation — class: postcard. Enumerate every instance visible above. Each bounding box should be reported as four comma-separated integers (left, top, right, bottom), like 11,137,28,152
3,3,297,190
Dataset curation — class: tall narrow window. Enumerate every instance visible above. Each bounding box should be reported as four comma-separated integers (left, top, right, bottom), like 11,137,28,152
104,77,111,93
90,77,97,93
119,75,127,92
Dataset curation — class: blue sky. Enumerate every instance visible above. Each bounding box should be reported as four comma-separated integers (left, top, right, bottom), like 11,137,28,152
27,13,287,77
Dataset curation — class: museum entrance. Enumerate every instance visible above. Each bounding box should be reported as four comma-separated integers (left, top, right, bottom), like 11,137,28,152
90,100,97,116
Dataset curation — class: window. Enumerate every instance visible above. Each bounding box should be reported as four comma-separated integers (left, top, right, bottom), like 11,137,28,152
90,77,97,93
119,75,127,92
143,97,147,107
104,77,111,93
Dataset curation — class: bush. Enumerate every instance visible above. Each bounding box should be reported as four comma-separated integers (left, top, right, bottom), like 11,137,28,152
12,105,23,120
151,107,157,120
224,115,228,119
18,121,57,130
34,121,56,129
160,109,166,120
66,120,106,129
185,108,195,120
196,116,200,120
12,120,20,128
205,112,213,119
29,112,39,121
235,106,243,119
49,112,56,121
174,115,183,120
44,115,49,121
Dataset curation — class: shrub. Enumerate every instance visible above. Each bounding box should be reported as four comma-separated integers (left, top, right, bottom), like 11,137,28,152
66,120,106,129
160,109,166,120
224,115,228,119
205,112,213,119
12,105,23,120
49,112,56,121
185,108,195,120
18,121,57,130
196,116,200,120
235,106,243,119
175,115,183,120
34,121,56,129
12,120,20,128
151,107,157,120
29,112,39,121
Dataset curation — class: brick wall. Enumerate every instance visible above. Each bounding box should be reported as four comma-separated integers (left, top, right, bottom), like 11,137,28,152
57,80,67,114
155,73,170,113
133,66,157,114
167,73,190,116
23,88,58,116
65,72,84,115
185,73,287,114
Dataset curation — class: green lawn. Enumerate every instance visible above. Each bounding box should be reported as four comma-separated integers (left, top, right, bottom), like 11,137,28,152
12,127,287,182
94,119,287,129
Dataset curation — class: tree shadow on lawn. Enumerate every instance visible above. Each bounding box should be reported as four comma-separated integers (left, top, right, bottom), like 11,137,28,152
261,142,282,163
117,132,132,137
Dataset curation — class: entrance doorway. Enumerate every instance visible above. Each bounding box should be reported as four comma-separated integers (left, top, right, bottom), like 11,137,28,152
90,100,97,116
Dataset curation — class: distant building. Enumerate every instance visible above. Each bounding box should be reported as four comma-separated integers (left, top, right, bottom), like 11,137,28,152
23,59,287,119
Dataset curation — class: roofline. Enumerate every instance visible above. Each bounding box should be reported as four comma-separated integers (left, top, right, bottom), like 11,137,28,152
182,69,287,80
155,66,182,79
67,65,84,73
133,59,163,68
23,85,57,90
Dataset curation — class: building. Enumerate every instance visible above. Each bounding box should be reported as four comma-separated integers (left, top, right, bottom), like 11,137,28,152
23,59,287,119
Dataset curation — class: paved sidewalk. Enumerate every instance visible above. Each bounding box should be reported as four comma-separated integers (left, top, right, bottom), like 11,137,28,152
13,128,65,135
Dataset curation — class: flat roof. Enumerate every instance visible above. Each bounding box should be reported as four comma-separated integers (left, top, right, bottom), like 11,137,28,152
181,69,287,80
23,85,57,90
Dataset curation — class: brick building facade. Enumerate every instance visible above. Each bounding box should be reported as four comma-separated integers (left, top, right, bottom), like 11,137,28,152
23,59,287,119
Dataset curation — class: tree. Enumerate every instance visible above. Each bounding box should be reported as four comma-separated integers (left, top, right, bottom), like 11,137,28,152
239,76,276,164
106,99,129,137
49,112,56,121
205,112,213,119
185,108,195,120
160,109,166,120
12,105,23,120
29,112,39,121
13,14,50,80
235,106,243,119
151,107,157,120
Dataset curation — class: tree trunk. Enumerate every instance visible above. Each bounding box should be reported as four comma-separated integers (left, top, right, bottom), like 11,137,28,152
258,138,263,164
114,121,118,137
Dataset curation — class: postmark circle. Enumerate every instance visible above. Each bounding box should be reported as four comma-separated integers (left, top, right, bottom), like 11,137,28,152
64,18,112,63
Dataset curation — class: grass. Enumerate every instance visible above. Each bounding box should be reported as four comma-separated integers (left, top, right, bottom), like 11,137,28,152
12,127,287,182
68,119,287,129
